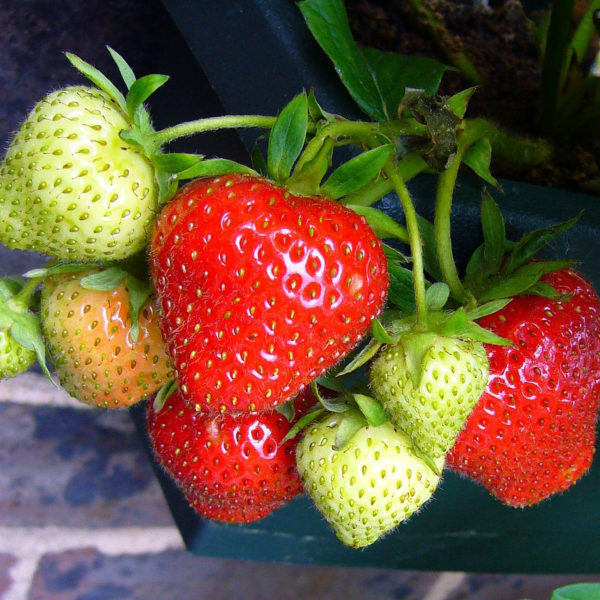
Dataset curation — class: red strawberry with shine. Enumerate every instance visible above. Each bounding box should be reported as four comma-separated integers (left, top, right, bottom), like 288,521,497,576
149,175,388,413
146,387,316,522
447,269,600,506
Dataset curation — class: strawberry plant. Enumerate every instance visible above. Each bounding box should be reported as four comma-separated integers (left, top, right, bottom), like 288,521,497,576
1,0,599,556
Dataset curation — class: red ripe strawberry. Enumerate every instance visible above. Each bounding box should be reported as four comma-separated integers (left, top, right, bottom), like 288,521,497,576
149,174,388,413
146,387,316,522
447,269,600,506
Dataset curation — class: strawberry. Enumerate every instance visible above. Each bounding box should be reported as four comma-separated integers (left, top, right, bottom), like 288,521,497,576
0,85,159,262
146,388,316,523
149,174,388,413
369,330,489,460
296,412,443,548
41,267,173,408
0,330,36,379
447,268,600,506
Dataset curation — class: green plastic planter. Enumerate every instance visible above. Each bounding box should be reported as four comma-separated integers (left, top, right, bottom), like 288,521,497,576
134,0,600,573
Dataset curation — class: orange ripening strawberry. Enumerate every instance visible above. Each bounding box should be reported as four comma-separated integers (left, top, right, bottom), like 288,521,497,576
146,387,317,523
41,268,174,408
149,174,388,413
447,269,600,506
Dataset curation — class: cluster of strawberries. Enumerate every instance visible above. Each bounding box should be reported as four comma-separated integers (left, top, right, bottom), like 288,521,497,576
0,41,599,550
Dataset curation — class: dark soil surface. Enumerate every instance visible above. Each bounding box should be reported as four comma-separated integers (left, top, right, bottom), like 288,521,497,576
346,0,600,193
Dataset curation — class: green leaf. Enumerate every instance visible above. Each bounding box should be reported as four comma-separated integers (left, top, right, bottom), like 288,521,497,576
176,158,256,181
282,406,325,443
463,138,500,188
152,153,205,175
446,87,476,119
251,142,269,176
551,583,600,600
352,394,389,427
0,277,25,300
334,409,367,450
503,213,581,274
267,92,308,181
321,145,394,200
426,282,449,311
298,0,386,120
387,263,417,314
480,189,506,272
570,0,600,64
362,48,450,119
316,374,349,393
307,89,336,122
417,215,443,282
479,262,547,301
153,380,178,413
107,46,136,88
346,204,409,243
126,74,169,118
65,52,127,113
382,243,409,265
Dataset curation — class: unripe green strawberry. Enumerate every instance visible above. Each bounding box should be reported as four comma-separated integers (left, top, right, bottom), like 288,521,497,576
369,332,489,460
296,413,442,548
0,85,159,262
0,330,36,379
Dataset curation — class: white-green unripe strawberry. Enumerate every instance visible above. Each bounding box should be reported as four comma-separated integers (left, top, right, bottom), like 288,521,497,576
0,330,36,379
369,331,489,460
0,85,158,262
296,413,443,548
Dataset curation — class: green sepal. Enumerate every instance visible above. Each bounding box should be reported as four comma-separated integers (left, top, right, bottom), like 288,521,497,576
311,380,348,413
425,282,450,311
0,276,26,300
65,51,127,113
417,215,443,282
382,243,410,265
463,138,500,189
175,158,257,180
153,380,178,413
7,310,53,382
401,332,438,388
275,398,296,422
465,298,512,321
23,262,97,280
352,393,389,427
251,140,269,176
267,92,308,182
126,74,169,121
480,189,506,271
346,204,409,243
286,136,334,196
333,408,367,450
371,318,395,344
282,405,325,443
503,213,581,274
80,266,153,344
335,337,382,377
152,153,206,175
446,87,477,119
307,89,336,123
107,46,136,88
320,145,395,200
316,373,349,394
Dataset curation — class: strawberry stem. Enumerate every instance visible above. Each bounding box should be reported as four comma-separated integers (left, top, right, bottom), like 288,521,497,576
384,163,428,328
150,115,278,148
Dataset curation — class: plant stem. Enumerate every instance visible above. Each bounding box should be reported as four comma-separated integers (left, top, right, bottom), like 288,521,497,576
434,131,471,304
466,118,554,167
384,163,428,329
10,276,41,312
406,0,483,85
151,115,278,147
539,0,575,135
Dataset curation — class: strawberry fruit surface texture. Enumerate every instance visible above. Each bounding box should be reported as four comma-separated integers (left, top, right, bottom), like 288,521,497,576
150,175,389,413
0,86,159,262
146,388,315,522
448,269,600,506
41,269,173,408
